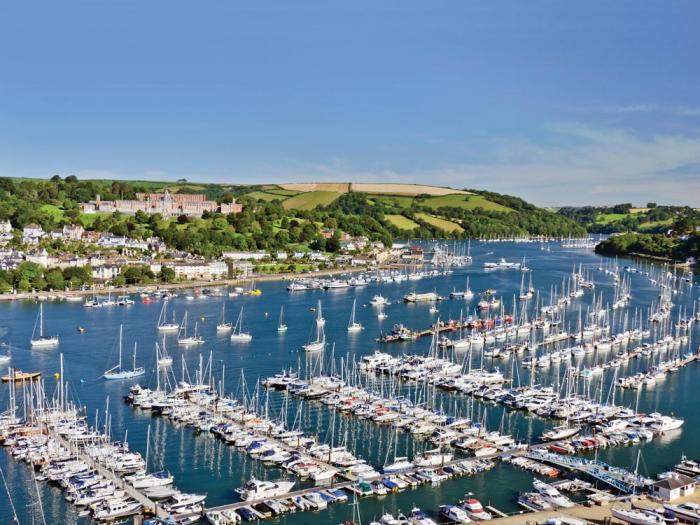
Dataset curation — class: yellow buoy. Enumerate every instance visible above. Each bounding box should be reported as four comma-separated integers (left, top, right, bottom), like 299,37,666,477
54,373,60,379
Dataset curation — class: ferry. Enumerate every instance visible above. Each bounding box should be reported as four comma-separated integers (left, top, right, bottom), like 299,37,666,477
483,257,521,269
403,291,439,303
2,370,41,383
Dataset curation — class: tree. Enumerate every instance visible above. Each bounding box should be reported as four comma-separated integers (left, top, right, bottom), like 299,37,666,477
159,266,177,283
45,268,65,290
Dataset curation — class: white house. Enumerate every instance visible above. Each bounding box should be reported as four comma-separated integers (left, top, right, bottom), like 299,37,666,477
22,224,45,244
0,220,11,234
92,264,121,281
25,249,54,267
651,473,696,501
222,250,267,261
168,261,229,280
62,224,85,241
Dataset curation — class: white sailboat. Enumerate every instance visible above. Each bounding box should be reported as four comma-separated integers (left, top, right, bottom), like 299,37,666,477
104,325,146,380
30,303,59,347
230,307,252,342
156,339,173,368
347,299,363,332
303,307,325,352
216,303,232,332
315,300,325,327
157,301,179,331
177,312,205,345
277,305,288,333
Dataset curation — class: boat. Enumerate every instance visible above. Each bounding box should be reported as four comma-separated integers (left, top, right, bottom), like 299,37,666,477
663,502,700,523
541,424,581,442
303,304,326,352
177,312,205,345
370,295,389,305
230,307,253,342
2,369,41,383
277,305,288,333
156,340,173,368
287,282,309,292
403,292,439,303
347,299,363,333
611,507,670,525
460,498,492,520
157,301,179,331
439,505,472,524
30,303,59,347
407,507,438,525
412,449,452,467
483,258,521,270
217,303,232,332
103,325,146,380
235,478,295,501
532,479,574,508
383,456,413,474
517,492,552,511
92,498,143,520
128,471,174,489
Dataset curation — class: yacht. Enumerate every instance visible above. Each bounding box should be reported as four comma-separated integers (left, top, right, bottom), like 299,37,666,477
177,312,205,345
439,505,472,524
128,471,174,489
383,456,413,474
460,498,492,520
230,307,253,342
517,492,552,511
407,507,438,525
370,295,389,305
287,282,310,292
235,478,295,501
30,303,59,347
92,499,143,520
303,304,325,352
541,424,581,441
413,449,452,467
610,507,668,525
483,258,521,270
216,303,232,332
157,301,179,332
277,305,288,333
347,299,363,332
532,479,574,508
103,325,145,380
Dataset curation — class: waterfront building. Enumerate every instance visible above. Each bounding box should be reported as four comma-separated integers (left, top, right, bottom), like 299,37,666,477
651,474,696,501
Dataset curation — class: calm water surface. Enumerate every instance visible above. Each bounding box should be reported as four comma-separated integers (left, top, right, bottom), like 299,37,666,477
1,242,698,524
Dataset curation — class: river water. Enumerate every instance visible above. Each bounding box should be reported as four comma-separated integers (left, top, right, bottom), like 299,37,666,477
1,241,698,524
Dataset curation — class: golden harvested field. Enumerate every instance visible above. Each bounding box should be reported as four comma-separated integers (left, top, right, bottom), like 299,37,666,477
279,182,469,196
279,182,351,192
352,183,471,196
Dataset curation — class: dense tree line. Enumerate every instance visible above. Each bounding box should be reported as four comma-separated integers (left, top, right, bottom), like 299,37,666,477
595,232,700,262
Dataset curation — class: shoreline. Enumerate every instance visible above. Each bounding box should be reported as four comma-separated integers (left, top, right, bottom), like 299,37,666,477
0,265,375,302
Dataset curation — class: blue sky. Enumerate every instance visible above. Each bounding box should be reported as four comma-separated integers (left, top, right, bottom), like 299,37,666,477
1,1,699,205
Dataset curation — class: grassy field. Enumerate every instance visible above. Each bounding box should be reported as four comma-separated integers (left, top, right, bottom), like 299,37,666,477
282,191,342,210
245,190,288,202
415,212,464,232
638,219,674,231
39,204,65,221
369,194,416,208
595,213,629,224
420,194,512,212
385,214,419,230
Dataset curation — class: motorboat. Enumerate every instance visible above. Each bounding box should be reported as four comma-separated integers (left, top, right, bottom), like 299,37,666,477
439,505,472,523
235,478,295,501
460,498,492,520
533,479,574,508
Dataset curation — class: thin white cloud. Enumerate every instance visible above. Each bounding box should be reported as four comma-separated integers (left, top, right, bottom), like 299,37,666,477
269,125,700,206
602,104,700,117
